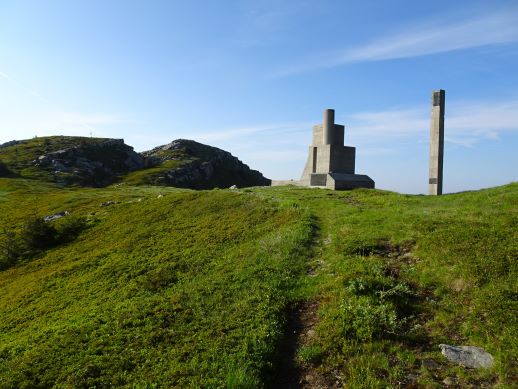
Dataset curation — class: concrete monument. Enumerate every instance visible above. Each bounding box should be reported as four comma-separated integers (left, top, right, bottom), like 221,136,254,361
429,90,445,195
300,109,374,190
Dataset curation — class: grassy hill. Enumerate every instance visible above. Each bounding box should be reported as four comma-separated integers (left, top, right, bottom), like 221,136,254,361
0,178,516,388
124,139,271,189
0,136,145,187
0,137,270,189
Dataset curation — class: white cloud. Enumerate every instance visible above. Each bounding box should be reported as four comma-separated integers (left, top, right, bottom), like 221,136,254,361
341,11,518,63
182,121,312,143
345,100,518,147
346,108,428,139
274,7,518,76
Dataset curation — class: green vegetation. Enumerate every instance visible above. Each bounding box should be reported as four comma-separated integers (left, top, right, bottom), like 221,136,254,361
1,214,87,270
0,137,270,190
254,184,517,388
0,136,110,182
0,177,516,388
0,179,312,387
122,160,188,186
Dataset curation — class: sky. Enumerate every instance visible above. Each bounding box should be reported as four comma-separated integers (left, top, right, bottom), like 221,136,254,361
1,0,517,194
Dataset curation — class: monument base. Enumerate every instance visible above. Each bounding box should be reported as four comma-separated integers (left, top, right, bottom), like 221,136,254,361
309,173,374,189
272,174,375,190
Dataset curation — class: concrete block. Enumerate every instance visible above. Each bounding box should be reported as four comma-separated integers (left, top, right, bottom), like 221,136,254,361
300,109,374,190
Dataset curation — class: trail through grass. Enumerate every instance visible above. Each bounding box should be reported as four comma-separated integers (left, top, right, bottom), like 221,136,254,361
255,184,517,388
0,179,516,388
0,179,313,387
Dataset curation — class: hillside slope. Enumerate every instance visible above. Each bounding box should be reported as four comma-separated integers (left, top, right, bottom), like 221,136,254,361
0,137,270,189
0,179,516,387
0,136,145,187
124,139,271,189
0,178,310,387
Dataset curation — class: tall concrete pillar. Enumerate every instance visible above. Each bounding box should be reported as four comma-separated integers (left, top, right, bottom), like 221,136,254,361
323,109,335,145
429,89,445,195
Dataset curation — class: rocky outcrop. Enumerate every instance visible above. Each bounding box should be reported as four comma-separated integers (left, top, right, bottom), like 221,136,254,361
0,140,26,149
141,139,271,189
0,136,271,189
31,138,145,187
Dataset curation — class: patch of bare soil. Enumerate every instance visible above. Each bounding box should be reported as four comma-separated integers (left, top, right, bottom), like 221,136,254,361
271,300,337,389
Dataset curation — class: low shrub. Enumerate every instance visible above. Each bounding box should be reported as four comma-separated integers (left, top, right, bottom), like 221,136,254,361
340,296,398,341
0,229,22,270
21,215,58,250
0,215,88,270
297,344,324,364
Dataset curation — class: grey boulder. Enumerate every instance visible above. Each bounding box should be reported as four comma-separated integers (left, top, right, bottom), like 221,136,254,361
439,344,494,369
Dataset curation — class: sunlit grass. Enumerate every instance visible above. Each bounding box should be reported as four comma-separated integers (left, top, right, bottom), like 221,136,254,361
1,178,516,387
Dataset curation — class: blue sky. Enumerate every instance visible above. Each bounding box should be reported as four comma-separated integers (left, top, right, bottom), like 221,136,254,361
1,0,517,193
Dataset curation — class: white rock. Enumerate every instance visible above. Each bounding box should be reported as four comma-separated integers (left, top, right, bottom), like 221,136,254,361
43,211,70,222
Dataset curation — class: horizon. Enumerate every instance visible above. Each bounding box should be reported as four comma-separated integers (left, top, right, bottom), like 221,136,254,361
1,0,518,194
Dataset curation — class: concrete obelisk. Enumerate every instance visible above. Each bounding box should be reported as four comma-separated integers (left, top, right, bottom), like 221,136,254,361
429,89,445,195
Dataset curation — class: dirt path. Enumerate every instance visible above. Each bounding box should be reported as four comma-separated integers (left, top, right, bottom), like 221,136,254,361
271,300,331,388
270,213,338,389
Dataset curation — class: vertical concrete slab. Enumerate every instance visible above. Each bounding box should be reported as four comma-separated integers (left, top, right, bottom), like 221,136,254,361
429,90,445,195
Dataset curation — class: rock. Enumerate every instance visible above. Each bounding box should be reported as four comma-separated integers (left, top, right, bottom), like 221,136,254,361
443,377,458,386
157,194,163,198
101,201,115,207
43,211,69,222
141,139,271,189
0,140,25,149
29,137,145,187
229,185,238,189
421,358,441,370
439,344,494,369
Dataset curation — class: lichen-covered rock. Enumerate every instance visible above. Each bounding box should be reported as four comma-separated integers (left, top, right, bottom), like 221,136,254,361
439,344,494,369
141,139,271,189
0,136,270,190
30,138,145,187
0,140,25,149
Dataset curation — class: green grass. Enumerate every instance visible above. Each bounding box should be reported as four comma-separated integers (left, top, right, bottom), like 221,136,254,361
254,184,518,388
0,179,313,387
0,178,516,387
0,136,113,182
122,160,190,186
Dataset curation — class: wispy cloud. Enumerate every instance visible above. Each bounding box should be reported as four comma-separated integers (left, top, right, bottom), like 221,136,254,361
346,109,428,138
0,71,11,80
342,11,518,63
182,121,312,143
275,7,518,76
346,99,518,147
